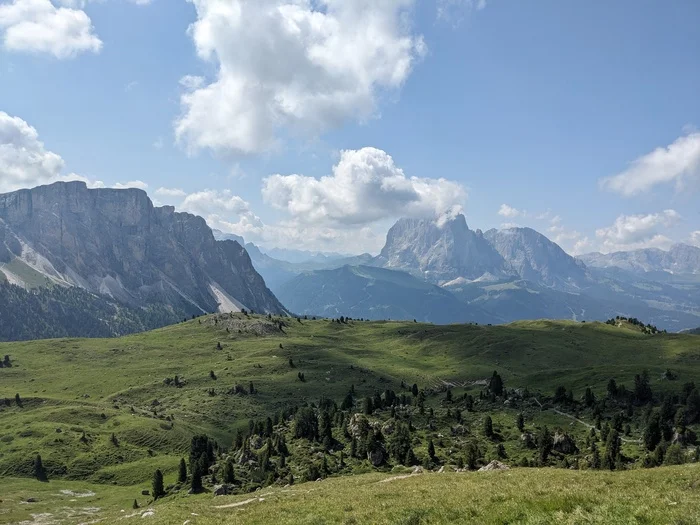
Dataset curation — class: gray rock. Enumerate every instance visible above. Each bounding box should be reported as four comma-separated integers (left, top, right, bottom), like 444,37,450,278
376,214,509,284
0,182,286,321
213,484,234,496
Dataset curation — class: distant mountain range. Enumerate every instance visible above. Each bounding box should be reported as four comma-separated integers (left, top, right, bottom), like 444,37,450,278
577,244,700,276
276,265,496,324
0,182,285,340
236,214,700,331
2,182,699,339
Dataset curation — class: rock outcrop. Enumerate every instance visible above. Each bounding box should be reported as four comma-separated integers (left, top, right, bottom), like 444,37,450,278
376,214,509,284
0,182,286,317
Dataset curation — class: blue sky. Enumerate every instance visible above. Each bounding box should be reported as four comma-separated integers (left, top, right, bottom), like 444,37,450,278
1,0,699,254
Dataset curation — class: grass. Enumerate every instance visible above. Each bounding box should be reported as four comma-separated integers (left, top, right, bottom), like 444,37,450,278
1,314,700,523
3,465,700,524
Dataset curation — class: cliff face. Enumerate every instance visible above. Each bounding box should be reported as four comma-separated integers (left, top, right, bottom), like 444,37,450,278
377,214,509,283
0,181,286,315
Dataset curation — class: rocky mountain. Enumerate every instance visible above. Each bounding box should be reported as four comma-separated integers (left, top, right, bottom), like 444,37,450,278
578,244,700,275
0,182,286,326
276,265,496,324
483,227,589,291
376,214,509,283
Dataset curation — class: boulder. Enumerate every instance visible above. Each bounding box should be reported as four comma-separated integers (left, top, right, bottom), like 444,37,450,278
347,414,371,440
478,461,510,472
553,432,578,455
213,484,234,497
141,490,150,496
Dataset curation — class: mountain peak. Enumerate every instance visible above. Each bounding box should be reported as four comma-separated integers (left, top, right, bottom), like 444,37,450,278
377,215,508,283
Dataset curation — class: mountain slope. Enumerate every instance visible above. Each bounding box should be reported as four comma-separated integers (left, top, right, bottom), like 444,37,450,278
578,244,700,275
0,182,286,324
376,214,509,283
484,227,589,290
276,265,496,323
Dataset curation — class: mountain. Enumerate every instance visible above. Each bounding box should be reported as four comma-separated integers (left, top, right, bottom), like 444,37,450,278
376,214,509,283
578,244,700,275
682,327,700,335
275,264,496,324
0,182,286,336
483,227,589,291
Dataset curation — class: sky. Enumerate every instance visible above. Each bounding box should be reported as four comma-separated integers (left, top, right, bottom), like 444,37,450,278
0,0,699,255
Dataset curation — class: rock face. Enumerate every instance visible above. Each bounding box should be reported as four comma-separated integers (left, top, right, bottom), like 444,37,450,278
376,214,509,283
478,460,510,472
0,182,286,316
484,227,589,291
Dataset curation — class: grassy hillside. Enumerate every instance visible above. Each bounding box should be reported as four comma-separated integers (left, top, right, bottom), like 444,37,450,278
3,465,700,524
1,315,699,523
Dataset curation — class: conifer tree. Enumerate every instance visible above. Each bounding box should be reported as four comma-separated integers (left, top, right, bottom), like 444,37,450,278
152,469,165,500
178,458,187,483
483,415,494,438
34,454,47,482
191,464,203,494
223,460,235,484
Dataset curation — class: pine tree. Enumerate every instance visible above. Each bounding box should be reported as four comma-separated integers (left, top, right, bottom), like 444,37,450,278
489,371,504,396
483,415,494,438
428,439,436,460
603,430,621,470
133,499,139,509
15,393,21,407
178,458,187,483
191,464,203,493
537,426,553,464
223,460,235,483
152,469,165,500
34,454,47,482
516,413,525,432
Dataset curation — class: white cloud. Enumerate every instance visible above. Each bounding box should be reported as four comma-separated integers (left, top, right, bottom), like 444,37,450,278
595,210,681,253
601,132,700,196
0,111,155,194
0,0,102,59
155,187,186,198
498,204,520,218
175,0,426,155
112,180,148,190
437,0,486,24
262,147,466,226
690,231,700,248
0,110,66,192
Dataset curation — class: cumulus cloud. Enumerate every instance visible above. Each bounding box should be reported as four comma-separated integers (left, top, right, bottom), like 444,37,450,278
498,204,520,218
0,110,154,194
262,147,466,226
112,180,148,190
601,132,700,196
0,110,66,192
595,210,681,252
0,0,102,59
175,0,426,155
437,0,486,24
155,187,187,198
690,231,700,248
